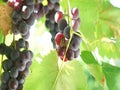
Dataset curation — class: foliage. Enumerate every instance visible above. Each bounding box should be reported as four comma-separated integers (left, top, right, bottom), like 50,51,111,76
0,0,120,90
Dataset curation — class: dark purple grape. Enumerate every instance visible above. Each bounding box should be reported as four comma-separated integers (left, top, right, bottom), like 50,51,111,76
64,25,70,39
22,31,30,40
66,49,74,60
15,59,26,71
21,50,32,62
21,5,31,19
69,34,82,51
5,46,14,59
58,18,67,32
10,50,20,60
0,83,8,90
12,24,20,35
18,20,29,35
54,3,60,11
25,13,36,26
8,78,18,90
2,59,13,71
10,67,19,78
17,38,26,49
0,43,6,54
12,10,22,24
74,49,80,58
1,71,10,83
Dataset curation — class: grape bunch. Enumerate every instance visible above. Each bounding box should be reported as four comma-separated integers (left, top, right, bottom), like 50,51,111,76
0,39,33,90
1,0,34,90
54,8,82,61
8,0,36,39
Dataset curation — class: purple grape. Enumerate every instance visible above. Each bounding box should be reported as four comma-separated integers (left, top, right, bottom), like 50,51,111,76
66,49,74,60
64,25,70,39
18,20,29,35
0,83,8,90
12,10,22,24
69,33,82,51
58,18,67,32
10,67,19,78
25,13,36,26
8,78,18,90
1,71,10,83
0,43,6,54
2,59,13,71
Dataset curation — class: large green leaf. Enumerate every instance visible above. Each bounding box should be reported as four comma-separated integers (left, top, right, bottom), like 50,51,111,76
81,51,103,86
80,51,98,64
55,60,87,90
24,51,59,90
24,50,87,90
102,63,120,90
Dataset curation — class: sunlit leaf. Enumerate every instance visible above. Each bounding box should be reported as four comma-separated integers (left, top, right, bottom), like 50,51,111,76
24,50,59,90
55,60,87,90
102,63,120,90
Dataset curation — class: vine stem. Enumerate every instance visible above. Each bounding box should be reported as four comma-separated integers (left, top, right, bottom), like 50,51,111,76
52,0,72,90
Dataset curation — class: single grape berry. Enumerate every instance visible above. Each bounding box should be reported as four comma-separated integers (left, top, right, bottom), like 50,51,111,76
57,47,66,56
0,43,6,54
10,67,19,78
8,78,18,90
71,7,79,19
55,11,63,23
69,33,82,51
66,49,74,60
64,25,71,39
58,18,67,32
2,59,13,71
1,71,10,83
55,32,66,46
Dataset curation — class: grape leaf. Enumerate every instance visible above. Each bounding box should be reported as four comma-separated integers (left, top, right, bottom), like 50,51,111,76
102,63,120,90
80,51,98,64
55,60,87,90
24,50,59,90
81,51,103,86
24,50,87,90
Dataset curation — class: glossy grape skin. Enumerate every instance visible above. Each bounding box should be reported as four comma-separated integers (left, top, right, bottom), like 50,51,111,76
8,78,18,90
58,18,67,32
1,71,10,83
71,7,79,19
